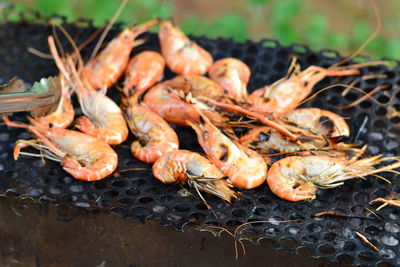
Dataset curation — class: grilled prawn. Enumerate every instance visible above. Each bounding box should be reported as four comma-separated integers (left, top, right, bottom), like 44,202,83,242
153,150,239,202
267,155,400,202
188,114,267,189
158,20,213,75
3,117,117,181
122,96,179,163
82,20,157,90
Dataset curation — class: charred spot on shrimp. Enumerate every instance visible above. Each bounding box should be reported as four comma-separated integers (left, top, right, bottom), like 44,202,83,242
262,97,271,103
319,116,335,130
218,144,229,162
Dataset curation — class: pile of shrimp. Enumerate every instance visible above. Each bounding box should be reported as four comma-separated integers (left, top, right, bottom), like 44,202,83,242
3,18,400,204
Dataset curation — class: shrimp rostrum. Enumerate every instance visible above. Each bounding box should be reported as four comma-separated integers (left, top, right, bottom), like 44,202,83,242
3,116,118,182
153,150,239,202
267,155,400,202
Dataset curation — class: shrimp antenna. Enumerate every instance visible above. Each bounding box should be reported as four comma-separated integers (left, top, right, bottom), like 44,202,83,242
54,23,85,71
90,0,128,60
331,0,380,68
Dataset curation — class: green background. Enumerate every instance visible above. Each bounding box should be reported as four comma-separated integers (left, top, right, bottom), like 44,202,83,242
3,0,400,60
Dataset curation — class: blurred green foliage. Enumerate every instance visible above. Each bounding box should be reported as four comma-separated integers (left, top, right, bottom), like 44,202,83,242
3,0,400,60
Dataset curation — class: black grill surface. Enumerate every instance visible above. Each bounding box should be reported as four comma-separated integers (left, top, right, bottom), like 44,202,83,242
1,11,400,266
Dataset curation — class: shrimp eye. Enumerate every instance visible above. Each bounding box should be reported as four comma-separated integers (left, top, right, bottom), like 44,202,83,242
258,132,269,142
218,144,229,162
304,81,309,87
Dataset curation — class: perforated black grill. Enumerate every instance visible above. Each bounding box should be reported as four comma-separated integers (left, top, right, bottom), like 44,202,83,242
1,11,400,266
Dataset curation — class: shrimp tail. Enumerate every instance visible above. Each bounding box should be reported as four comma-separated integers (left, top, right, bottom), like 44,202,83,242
191,179,240,203
347,155,400,178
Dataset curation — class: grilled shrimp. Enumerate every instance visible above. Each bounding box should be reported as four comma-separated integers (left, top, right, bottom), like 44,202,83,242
30,76,74,128
3,117,117,181
239,108,351,155
122,96,179,163
284,108,350,137
158,19,213,75
143,81,200,126
239,126,359,163
248,63,359,115
123,51,165,98
82,20,157,90
266,155,400,202
168,75,225,100
143,81,226,127
208,58,251,103
69,58,128,145
187,115,267,189
153,150,239,202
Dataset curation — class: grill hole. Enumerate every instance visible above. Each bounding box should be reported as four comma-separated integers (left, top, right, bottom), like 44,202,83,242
49,185,62,195
365,225,380,236
226,219,242,227
336,254,353,265
28,188,43,197
93,181,106,190
62,194,77,202
174,204,190,212
357,251,375,262
264,227,280,236
254,207,267,216
306,223,321,233
373,119,386,129
318,244,335,254
118,197,132,205
195,202,208,210
378,249,396,260
125,188,140,196
153,205,168,213
301,235,316,244
382,235,399,246
322,232,336,242
75,202,90,208
385,222,400,233
69,185,84,193
232,208,247,218
341,241,356,251
285,226,300,235
112,180,127,187
104,190,119,198
167,213,183,222
138,196,153,204
0,133,10,141
377,95,390,104
375,107,387,116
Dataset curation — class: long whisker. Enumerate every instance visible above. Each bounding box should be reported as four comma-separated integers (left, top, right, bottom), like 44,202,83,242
90,0,128,60
330,0,380,68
